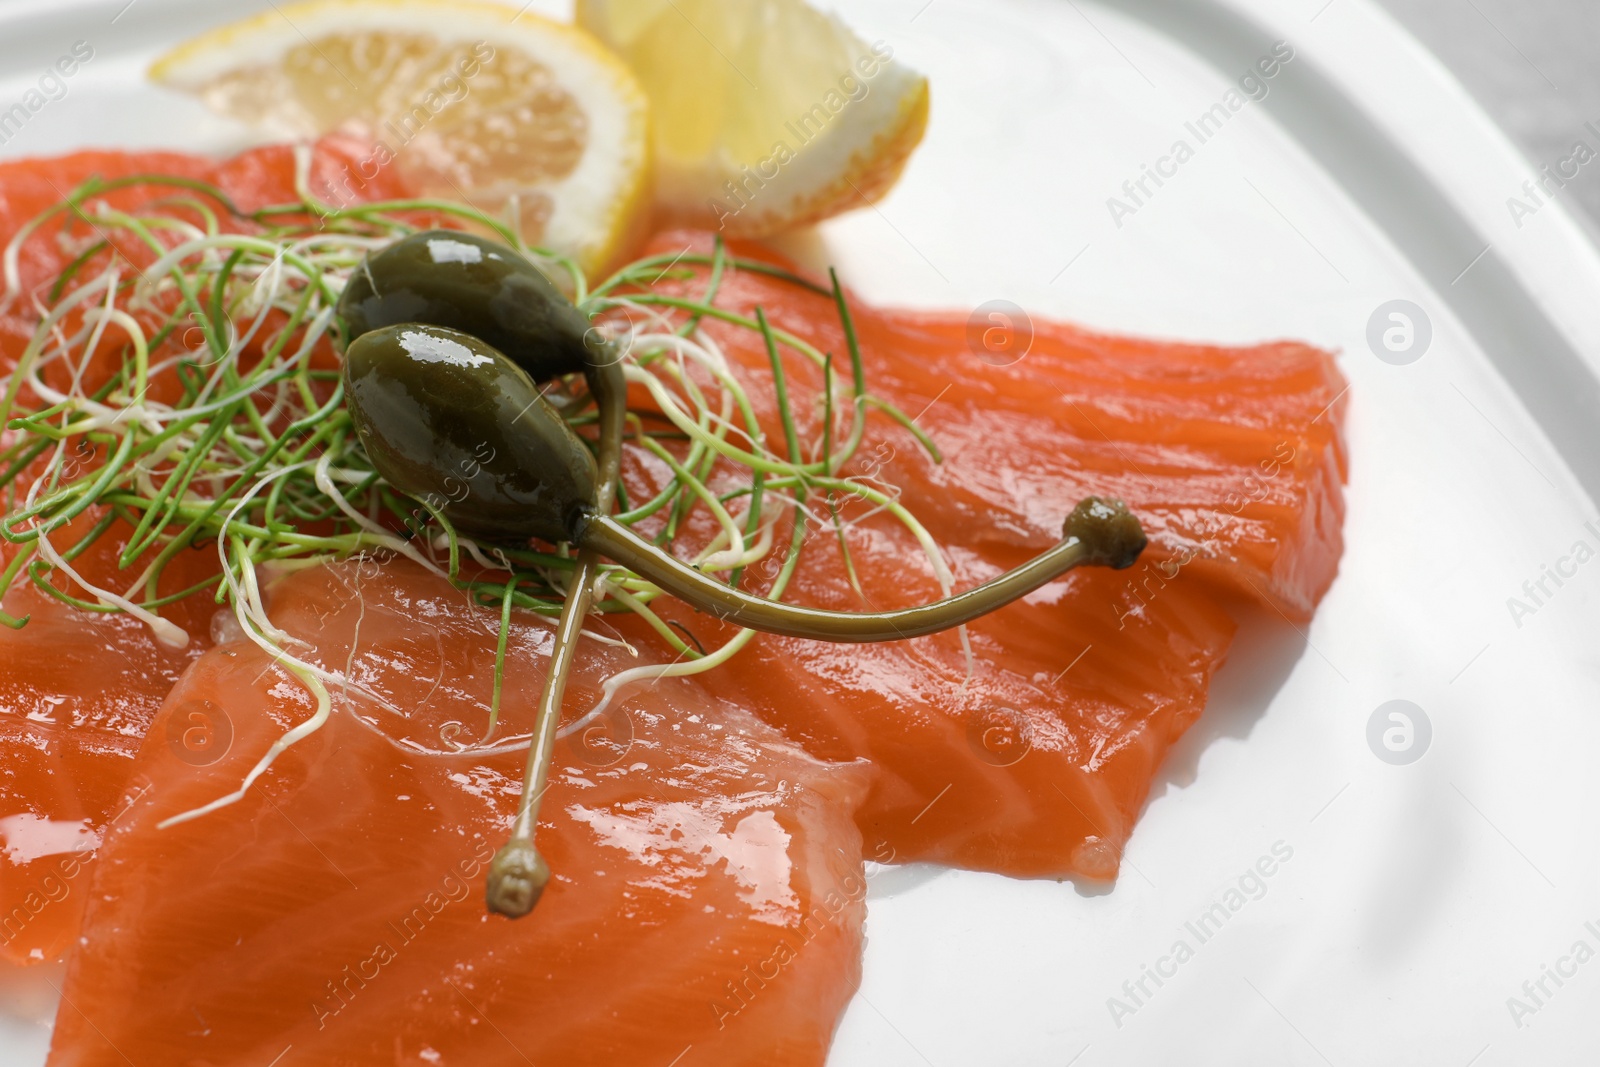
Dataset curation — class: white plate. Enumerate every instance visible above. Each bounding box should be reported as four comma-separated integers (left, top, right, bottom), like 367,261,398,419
3,1,1598,1064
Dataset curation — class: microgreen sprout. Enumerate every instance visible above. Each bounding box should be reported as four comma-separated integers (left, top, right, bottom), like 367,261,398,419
0,164,949,836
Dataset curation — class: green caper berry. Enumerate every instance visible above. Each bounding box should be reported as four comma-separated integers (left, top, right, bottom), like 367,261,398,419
343,323,596,544
338,230,603,381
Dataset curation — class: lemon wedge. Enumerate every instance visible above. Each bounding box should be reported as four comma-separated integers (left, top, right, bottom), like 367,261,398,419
150,0,652,274
576,0,929,237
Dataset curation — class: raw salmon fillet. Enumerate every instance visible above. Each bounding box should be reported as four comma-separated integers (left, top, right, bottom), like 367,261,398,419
0,139,412,965
598,232,1347,876
48,558,871,1067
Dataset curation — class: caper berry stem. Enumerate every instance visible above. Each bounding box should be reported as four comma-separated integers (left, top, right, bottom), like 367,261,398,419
487,545,601,918
488,357,625,920
585,356,626,516
572,495,1148,642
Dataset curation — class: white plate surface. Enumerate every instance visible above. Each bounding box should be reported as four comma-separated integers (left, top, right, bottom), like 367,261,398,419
2,1,1599,1064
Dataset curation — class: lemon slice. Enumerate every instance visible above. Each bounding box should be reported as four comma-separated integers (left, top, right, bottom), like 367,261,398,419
576,0,929,237
150,0,652,274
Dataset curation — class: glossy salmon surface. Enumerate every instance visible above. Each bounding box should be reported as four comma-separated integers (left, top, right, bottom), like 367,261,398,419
599,232,1346,876
48,559,870,1066
0,517,218,965
0,139,411,964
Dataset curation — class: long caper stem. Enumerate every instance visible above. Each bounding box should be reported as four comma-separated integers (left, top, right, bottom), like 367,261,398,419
486,546,600,918
574,496,1148,643
486,354,626,919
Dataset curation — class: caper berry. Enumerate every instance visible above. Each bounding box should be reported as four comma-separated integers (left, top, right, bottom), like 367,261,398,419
338,230,602,381
343,323,596,544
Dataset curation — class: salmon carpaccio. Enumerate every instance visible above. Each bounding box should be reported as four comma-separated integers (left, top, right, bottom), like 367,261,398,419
0,145,1349,1062
48,559,871,1066
0,138,413,965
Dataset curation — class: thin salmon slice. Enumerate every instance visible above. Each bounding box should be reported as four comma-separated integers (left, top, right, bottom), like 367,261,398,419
856,311,1347,619
0,138,413,965
0,515,217,965
618,475,1239,878
48,557,870,1067
649,232,1347,618
598,233,1345,876
708,530,1238,877
0,136,407,347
